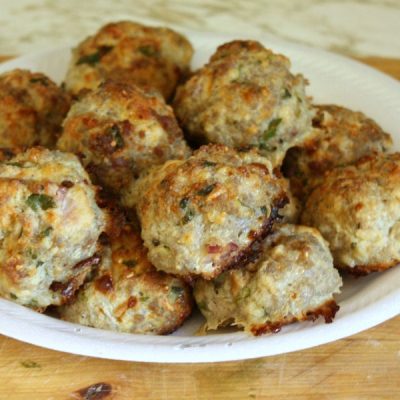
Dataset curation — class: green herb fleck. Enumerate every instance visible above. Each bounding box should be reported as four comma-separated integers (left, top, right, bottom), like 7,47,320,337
140,295,149,302
138,45,158,57
123,259,137,268
197,300,209,312
197,184,216,196
41,226,53,238
5,162,23,167
351,242,357,249
36,261,44,268
213,274,226,289
283,88,291,99
28,299,39,308
108,125,124,149
27,248,38,260
203,161,217,167
263,118,282,141
179,197,189,209
21,360,41,369
9,293,17,300
170,286,184,299
182,208,195,225
260,206,268,215
26,194,56,211
238,286,251,301
76,46,113,66
30,77,49,86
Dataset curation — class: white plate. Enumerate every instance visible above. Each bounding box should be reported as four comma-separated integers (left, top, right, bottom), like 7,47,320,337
0,30,399,363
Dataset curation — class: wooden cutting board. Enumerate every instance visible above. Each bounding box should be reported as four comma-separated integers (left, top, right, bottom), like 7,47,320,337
0,56,399,400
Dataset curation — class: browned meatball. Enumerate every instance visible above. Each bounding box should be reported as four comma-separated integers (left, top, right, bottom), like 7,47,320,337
174,40,314,167
59,223,193,334
283,105,393,201
0,69,71,148
302,153,400,275
58,80,191,194
126,144,289,280
0,147,106,309
64,20,193,99
194,224,342,335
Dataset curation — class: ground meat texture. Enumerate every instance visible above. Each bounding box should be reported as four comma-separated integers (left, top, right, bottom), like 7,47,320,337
0,69,71,148
301,153,400,274
194,224,342,335
57,80,191,194
126,144,289,280
278,176,301,224
283,104,393,201
0,147,106,309
64,20,193,100
59,224,192,334
173,40,314,168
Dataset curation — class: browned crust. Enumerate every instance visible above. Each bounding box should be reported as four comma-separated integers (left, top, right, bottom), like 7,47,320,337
250,299,339,336
183,193,289,285
338,260,400,276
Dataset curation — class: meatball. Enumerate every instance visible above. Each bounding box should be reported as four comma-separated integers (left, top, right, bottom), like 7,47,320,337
301,153,400,274
57,80,191,194
127,144,289,280
283,105,393,201
0,148,106,309
59,223,192,334
0,69,71,148
194,224,342,335
64,20,193,99
173,40,314,167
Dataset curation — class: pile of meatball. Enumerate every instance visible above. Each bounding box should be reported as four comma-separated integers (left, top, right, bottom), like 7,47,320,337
0,20,396,336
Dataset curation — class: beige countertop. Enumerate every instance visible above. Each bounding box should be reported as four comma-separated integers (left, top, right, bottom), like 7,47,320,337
0,0,399,57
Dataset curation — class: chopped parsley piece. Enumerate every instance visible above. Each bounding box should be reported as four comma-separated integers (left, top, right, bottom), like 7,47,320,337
9,293,17,300
27,248,38,260
203,160,217,167
179,197,189,209
197,184,216,196
123,259,137,268
170,286,184,298
6,162,23,167
138,45,158,57
41,226,53,238
260,206,268,215
182,208,195,225
238,286,251,301
197,300,209,312
283,88,291,99
26,194,56,211
263,118,282,141
76,46,113,66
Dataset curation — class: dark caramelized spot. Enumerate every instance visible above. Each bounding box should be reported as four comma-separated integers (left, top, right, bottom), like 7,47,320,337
49,280,76,301
73,254,101,270
98,232,110,246
127,296,137,308
95,275,113,294
61,180,74,188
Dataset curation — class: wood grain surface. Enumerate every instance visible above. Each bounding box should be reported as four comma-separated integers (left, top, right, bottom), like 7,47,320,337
0,56,399,400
